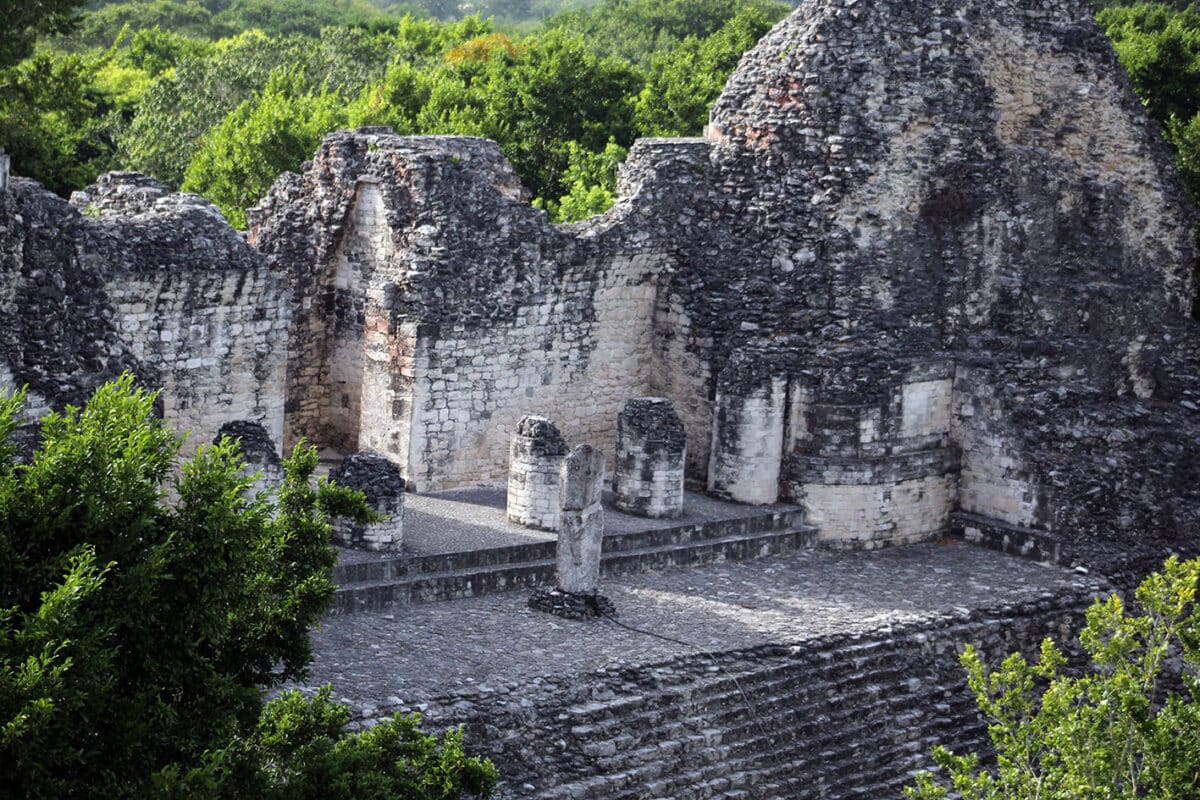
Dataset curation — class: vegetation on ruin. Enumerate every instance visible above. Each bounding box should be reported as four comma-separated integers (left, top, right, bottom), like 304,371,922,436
0,376,498,798
906,555,1200,799
1,0,1199,221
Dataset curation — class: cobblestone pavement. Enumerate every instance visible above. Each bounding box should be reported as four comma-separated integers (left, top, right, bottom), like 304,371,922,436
298,542,1103,714
337,487,798,562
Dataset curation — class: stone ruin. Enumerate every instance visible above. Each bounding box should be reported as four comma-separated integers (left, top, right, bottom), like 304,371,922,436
528,443,617,619
215,419,283,501
1,0,1199,577
506,415,568,531
328,452,406,551
614,397,687,519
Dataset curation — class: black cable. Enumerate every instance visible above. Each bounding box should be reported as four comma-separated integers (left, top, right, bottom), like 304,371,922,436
597,611,786,780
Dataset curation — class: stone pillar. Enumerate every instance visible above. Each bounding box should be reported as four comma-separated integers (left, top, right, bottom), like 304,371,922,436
329,452,405,552
0,148,9,193
529,445,615,619
557,445,605,594
613,397,686,518
707,357,786,505
215,420,283,502
506,415,567,531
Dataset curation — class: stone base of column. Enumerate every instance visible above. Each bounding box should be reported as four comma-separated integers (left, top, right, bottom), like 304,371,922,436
528,588,616,620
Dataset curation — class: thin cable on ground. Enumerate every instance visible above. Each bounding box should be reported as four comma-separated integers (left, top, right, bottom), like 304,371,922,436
598,611,786,776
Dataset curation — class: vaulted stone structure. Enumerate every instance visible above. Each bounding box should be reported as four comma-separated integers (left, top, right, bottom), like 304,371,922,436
2,0,1198,575
247,0,1200,572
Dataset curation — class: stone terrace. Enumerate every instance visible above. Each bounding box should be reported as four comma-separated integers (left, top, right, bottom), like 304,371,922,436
306,543,1098,707
296,544,1106,799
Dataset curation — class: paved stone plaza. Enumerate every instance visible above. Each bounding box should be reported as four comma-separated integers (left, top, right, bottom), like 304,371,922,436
300,542,1102,715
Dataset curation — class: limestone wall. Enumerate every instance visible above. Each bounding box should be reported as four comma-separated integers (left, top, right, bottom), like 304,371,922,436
5,0,1198,559
0,173,286,453
952,366,1043,528
250,133,715,492
70,174,289,451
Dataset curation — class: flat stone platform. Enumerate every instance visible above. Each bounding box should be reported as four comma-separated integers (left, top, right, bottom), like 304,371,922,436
339,487,800,560
302,541,1103,714
331,488,814,612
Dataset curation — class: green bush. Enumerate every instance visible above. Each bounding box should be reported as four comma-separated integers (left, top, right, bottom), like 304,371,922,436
906,556,1200,800
0,376,497,798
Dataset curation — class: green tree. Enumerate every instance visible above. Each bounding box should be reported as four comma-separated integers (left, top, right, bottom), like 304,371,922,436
0,0,88,68
545,139,628,222
211,0,391,38
63,0,217,51
545,0,788,65
906,555,1200,800
182,67,349,226
0,48,127,194
634,7,780,137
121,22,450,187
1100,3,1200,123
0,376,497,798
418,29,643,203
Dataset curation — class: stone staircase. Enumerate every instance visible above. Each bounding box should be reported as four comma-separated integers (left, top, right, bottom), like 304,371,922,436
332,509,816,613
513,638,990,800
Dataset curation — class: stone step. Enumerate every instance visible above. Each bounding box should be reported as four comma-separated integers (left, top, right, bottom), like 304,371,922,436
332,525,816,614
333,507,809,585
529,661,987,800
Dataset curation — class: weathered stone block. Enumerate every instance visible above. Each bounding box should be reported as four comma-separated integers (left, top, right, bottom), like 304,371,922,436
215,420,282,502
329,451,405,552
557,444,605,594
614,397,686,518
507,415,568,531
708,357,786,506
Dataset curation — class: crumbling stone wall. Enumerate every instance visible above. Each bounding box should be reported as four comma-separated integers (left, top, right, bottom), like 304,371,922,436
0,172,288,452
249,133,709,491
248,0,1200,559
3,0,1198,564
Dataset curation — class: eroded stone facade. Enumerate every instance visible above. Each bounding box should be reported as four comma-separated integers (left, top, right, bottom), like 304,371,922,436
2,0,1198,571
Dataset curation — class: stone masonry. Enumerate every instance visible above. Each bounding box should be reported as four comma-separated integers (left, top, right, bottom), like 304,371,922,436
329,451,406,551
1,0,1198,573
506,416,568,532
245,0,1199,572
613,397,686,518
0,172,287,452
556,444,606,594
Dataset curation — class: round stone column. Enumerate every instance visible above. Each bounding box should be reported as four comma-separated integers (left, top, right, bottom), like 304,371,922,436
707,356,786,505
329,451,406,552
613,397,686,518
506,415,568,531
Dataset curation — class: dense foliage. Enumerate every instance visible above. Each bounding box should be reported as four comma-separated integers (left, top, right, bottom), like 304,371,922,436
2,0,1199,222
906,556,1200,799
0,0,788,222
0,376,497,798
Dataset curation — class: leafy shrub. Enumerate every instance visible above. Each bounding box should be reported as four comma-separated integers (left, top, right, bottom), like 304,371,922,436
0,376,496,798
906,556,1200,800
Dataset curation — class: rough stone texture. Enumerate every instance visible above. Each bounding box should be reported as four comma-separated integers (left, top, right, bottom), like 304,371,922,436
0,149,9,193
707,357,787,505
0,171,288,453
614,397,687,518
2,0,1199,567
242,0,1200,564
330,451,406,551
527,587,617,620
506,416,568,532
295,544,1105,799
556,444,606,594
